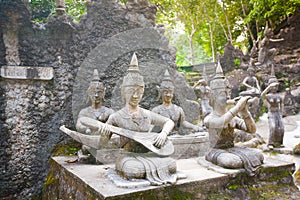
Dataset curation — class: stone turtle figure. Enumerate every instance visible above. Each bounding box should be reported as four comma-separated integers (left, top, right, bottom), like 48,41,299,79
152,69,204,135
202,61,264,176
261,66,284,148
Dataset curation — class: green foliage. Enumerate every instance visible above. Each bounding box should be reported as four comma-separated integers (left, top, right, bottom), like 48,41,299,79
228,184,239,190
234,58,241,67
52,140,81,156
30,0,56,22
29,0,86,22
65,0,86,22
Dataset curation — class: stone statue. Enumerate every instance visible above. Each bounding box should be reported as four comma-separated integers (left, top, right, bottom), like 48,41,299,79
240,61,261,97
201,61,264,176
255,25,284,68
193,66,212,119
60,53,181,186
75,69,114,162
240,60,261,120
152,70,204,135
103,53,178,185
261,65,284,148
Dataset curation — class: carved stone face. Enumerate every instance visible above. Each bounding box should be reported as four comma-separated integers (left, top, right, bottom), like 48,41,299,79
161,89,174,104
124,85,144,108
89,88,105,104
213,89,227,108
270,84,278,93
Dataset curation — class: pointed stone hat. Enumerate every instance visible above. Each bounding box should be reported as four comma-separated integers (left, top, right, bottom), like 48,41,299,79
87,69,105,93
268,64,278,85
122,52,144,87
160,69,174,90
209,61,227,90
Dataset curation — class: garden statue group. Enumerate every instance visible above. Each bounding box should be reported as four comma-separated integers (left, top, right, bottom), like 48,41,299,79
61,52,286,186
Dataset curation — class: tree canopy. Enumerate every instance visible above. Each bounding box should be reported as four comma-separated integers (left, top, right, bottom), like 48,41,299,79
28,0,300,66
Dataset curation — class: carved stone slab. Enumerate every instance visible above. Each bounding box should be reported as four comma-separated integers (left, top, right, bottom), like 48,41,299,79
0,66,54,80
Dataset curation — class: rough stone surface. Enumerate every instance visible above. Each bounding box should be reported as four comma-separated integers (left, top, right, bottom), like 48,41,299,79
43,155,300,200
0,1,197,198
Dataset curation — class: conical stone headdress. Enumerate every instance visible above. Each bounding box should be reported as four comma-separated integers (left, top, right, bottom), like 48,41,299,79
268,64,278,85
122,53,144,87
160,69,174,90
209,61,227,90
87,69,105,94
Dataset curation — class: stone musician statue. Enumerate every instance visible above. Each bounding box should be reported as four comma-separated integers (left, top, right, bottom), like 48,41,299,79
202,61,264,176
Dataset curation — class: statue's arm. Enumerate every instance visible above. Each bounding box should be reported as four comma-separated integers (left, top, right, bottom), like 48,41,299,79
180,107,202,131
76,110,92,134
242,77,252,89
280,96,284,114
149,110,175,148
254,77,261,92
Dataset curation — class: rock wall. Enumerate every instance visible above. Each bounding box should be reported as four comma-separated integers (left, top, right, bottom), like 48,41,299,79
0,0,197,199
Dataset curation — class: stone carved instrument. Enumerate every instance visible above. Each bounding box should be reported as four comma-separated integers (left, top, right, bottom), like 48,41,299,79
60,117,174,156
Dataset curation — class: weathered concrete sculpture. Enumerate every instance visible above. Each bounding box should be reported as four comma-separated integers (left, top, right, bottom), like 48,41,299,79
261,65,285,148
103,53,178,185
255,25,284,68
200,61,264,176
193,66,212,118
240,60,261,120
152,70,204,135
61,53,179,186
240,61,261,96
76,69,114,134
75,69,114,161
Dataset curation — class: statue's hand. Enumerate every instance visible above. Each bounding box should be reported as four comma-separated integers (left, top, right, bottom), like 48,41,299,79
153,131,167,148
195,126,204,132
85,128,91,134
236,96,251,110
98,123,111,136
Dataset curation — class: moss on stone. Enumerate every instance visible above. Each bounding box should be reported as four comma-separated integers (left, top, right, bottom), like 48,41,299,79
293,143,300,155
294,169,300,181
52,140,81,156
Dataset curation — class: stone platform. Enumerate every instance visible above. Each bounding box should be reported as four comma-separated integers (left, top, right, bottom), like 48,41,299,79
43,155,300,199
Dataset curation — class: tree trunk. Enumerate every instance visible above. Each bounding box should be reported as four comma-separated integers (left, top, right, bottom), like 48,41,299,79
208,23,215,62
188,24,196,65
240,0,255,45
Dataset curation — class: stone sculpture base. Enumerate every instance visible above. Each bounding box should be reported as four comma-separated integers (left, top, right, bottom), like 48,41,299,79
169,132,210,159
44,155,300,199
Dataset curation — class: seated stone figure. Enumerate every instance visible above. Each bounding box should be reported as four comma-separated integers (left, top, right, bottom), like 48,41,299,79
240,61,261,120
240,62,261,97
202,61,264,176
76,69,114,134
152,70,204,135
76,69,114,161
102,53,178,185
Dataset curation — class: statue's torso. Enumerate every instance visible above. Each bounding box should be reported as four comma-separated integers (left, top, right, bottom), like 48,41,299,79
107,108,152,153
78,106,114,122
152,104,182,130
266,94,281,112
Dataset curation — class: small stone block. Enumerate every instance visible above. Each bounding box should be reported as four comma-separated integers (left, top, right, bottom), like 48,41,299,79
0,66,54,80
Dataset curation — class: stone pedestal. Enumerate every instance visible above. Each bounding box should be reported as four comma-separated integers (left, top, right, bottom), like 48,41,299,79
43,155,300,199
169,132,210,159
